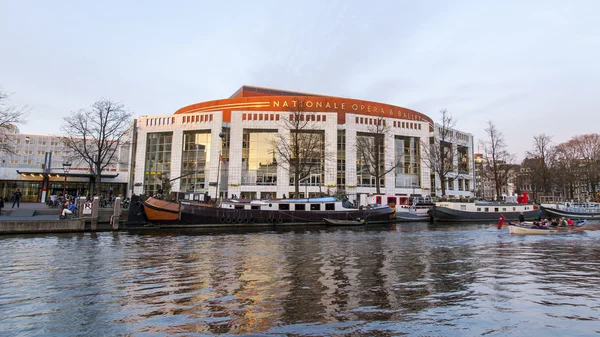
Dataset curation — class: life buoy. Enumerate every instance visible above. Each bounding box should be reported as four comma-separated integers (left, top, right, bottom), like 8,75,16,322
243,217,249,224
220,217,225,223
237,217,243,223
276,218,283,224
226,217,232,223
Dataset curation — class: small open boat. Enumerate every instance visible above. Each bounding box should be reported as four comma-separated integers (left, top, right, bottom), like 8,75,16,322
507,220,587,235
323,218,366,226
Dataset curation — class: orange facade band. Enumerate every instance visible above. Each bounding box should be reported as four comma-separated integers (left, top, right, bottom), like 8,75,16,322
174,95,433,125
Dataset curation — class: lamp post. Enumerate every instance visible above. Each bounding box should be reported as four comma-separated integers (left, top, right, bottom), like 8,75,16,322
215,130,225,202
62,161,71,199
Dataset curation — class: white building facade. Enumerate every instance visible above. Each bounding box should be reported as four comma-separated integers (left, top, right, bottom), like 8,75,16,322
131,86,474,203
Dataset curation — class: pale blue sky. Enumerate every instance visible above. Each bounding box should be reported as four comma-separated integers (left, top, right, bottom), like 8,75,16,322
1,0,599,158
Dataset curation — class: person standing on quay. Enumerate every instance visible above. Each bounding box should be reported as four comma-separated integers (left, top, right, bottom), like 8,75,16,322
12,188,22,208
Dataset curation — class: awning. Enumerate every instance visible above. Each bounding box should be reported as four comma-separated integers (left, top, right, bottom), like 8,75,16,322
16,170,119,179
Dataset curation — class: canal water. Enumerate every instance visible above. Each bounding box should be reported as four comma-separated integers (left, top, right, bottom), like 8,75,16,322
1,223,599,336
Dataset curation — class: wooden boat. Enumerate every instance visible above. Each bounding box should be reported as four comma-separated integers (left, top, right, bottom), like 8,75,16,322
323,218,366,226
129,195,395,227
506,220,587,235
429,201,540,222
539,202,600,220
368,194,433,221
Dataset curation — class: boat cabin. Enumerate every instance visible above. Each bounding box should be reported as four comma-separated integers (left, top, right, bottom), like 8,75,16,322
217,197,354,212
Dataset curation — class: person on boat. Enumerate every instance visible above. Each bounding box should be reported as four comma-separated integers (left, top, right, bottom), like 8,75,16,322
559,217,568,227
567,218,574,226
518,212,525,223
550,218,558,227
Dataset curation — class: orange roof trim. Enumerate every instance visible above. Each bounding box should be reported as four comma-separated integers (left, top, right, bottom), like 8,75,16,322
176,86,432,125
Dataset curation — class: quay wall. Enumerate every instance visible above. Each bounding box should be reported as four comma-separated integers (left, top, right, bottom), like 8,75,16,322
0,219,85,234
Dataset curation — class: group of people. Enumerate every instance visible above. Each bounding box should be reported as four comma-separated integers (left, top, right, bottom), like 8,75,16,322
518,212,574,228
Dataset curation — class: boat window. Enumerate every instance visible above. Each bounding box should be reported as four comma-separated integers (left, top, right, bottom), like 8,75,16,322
494,208,499,212
251,206,260,210
485,207,489,212
502,208,506,211
279,204,290,210
376,196,382,204
310,204,320,211
387,197,396,205
477,208,481,211
461,205,466,211
235,205,244,210
513,207,516,211
325,203,335,210
295,204,306,211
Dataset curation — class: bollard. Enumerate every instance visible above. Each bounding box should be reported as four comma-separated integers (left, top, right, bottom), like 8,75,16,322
91,197,100,231
111,197,122,230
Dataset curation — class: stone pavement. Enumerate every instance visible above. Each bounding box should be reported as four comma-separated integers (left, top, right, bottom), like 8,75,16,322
0,202,61,221
3,202,53,210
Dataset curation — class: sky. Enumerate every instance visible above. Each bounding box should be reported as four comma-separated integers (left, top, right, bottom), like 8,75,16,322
1,0,599,159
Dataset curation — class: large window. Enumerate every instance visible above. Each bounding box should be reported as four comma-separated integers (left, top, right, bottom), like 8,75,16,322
180,131,211,192
337,130,345,187
356,133,384,187
144,132,172,196
241,130,277,185
457,146,469,173
395,136,420,188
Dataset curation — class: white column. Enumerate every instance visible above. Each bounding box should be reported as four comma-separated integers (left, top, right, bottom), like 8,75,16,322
133,129,147,196
384,121,395,195
228,112,243,197
276,124,290,198
323,113,337,190
170,129,184,193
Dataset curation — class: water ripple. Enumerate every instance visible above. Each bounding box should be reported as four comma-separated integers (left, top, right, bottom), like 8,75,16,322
1,226,600,336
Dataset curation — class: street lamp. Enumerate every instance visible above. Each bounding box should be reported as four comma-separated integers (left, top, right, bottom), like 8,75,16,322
62,161,71,199
215,129,225,202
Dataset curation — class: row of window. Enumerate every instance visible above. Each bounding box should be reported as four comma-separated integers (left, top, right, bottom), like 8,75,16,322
182,114,213,124
146,117,175,126
393,121,422,130
242,113,281,121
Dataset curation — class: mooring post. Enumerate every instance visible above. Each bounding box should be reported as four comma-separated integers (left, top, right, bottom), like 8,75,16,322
91,197,99,231
111,197,122,230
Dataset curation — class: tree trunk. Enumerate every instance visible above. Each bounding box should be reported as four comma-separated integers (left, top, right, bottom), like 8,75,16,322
440,176,446,197
95,164,102,199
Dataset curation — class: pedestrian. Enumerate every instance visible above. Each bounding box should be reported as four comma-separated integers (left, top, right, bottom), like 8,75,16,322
0,197,4,214
12,188,22,208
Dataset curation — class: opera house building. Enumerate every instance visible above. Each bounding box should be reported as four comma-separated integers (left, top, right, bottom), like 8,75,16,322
131,86,474,204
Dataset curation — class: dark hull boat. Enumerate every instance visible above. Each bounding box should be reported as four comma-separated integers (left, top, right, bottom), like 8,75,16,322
539,203,600,220
128,195,395,227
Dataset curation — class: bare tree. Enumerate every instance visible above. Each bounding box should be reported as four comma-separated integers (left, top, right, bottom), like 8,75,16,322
524,134,555,200
271,99,331,197
356,112,400,194
421,109,458,197
480,121,515,200
571,134,600,198
0,86,28,153
553,140,580,200
60,99,133,196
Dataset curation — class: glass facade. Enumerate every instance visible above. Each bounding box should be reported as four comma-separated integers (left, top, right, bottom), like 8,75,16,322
180,131,211,193
395,136,420,188
144,132,172,196
241,130,277,185
0,181,43,202
356,133,384,187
